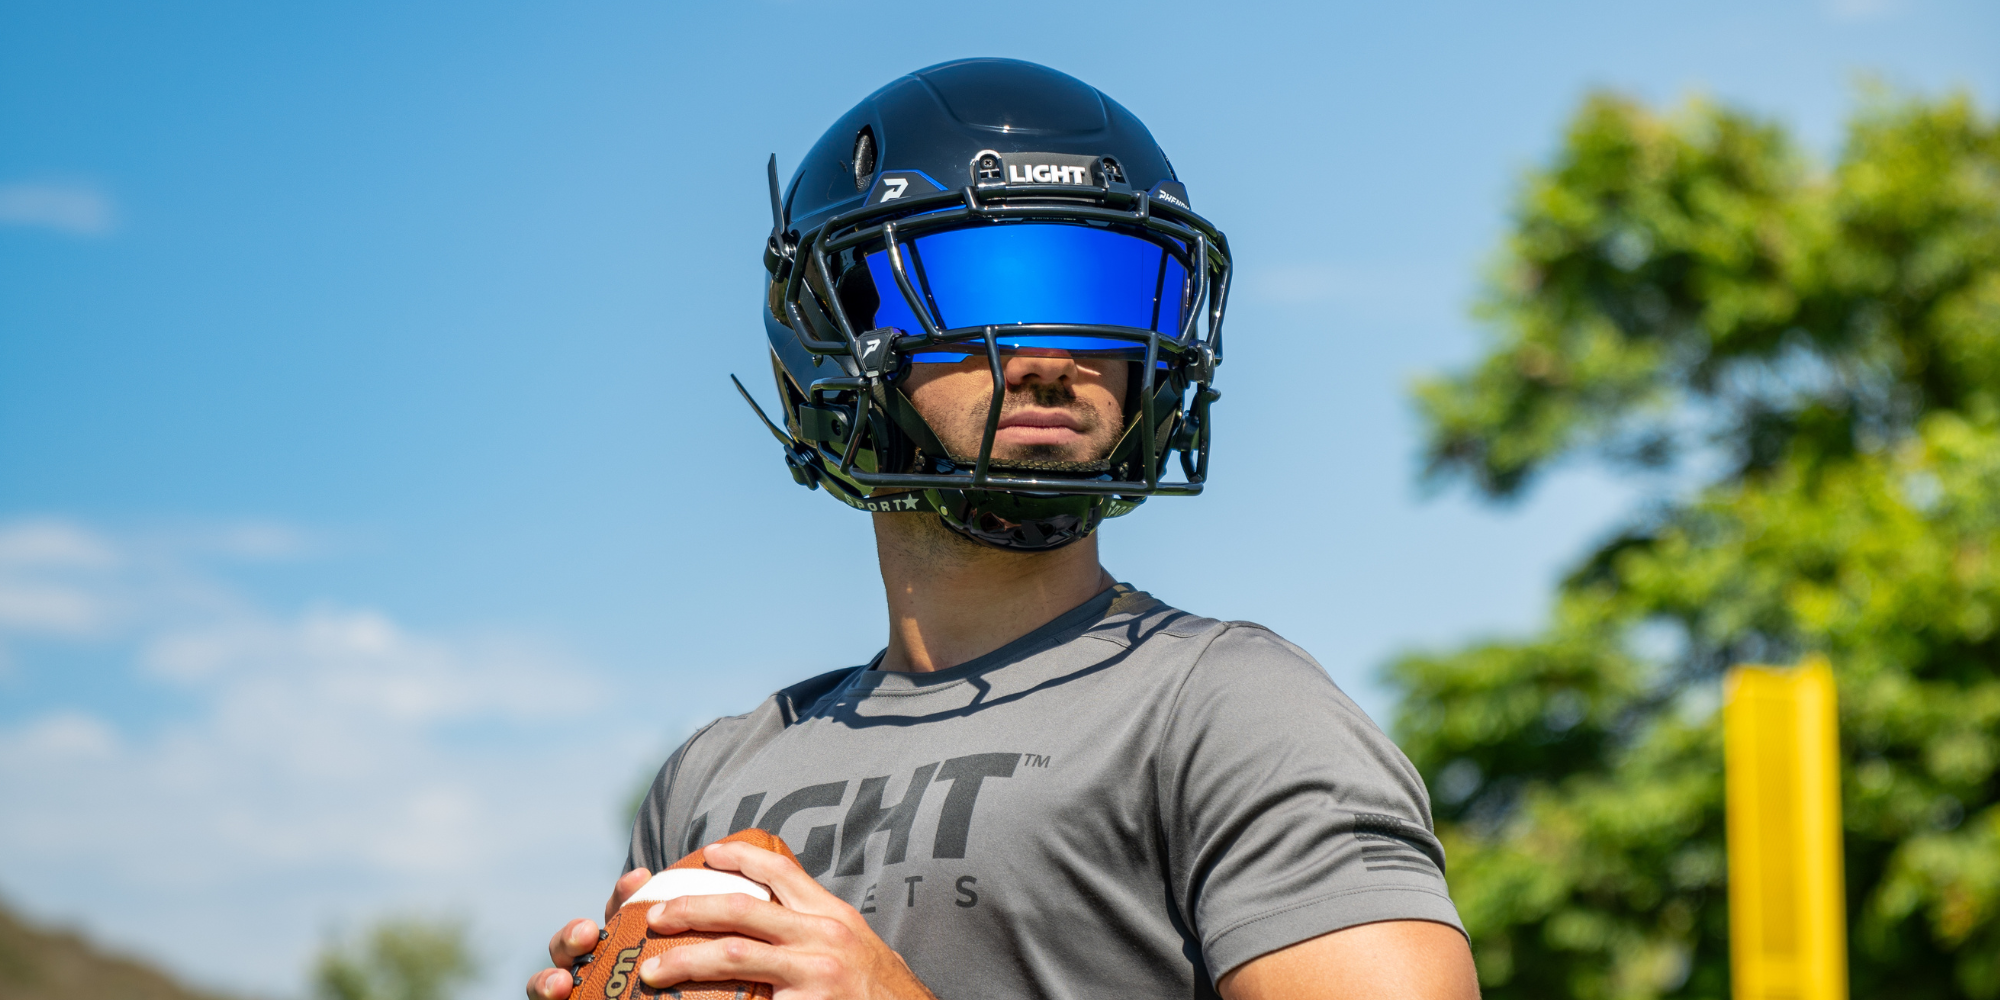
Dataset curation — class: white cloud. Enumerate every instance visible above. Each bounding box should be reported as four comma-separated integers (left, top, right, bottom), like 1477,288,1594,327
0,519,647,1000
0,520,120,567
0,520,121,635
1825,0,1903,22
0,181,117,237
1,711,121,759
178,521,318,560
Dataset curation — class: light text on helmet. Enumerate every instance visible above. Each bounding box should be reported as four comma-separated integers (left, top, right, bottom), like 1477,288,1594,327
1007,163,1091,185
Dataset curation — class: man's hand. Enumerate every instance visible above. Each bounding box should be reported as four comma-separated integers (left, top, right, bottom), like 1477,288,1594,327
1218,919,1479,1000
637,839,936,999
524,867,653,1000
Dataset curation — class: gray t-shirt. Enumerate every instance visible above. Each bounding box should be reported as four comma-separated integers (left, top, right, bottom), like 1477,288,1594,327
626,585,1461,998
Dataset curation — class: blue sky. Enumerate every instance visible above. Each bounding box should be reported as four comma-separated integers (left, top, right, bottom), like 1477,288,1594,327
3,1,1996,997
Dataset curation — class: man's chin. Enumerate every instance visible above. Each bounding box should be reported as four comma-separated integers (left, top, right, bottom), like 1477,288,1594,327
943,444,1114,473
1011,444,1096,465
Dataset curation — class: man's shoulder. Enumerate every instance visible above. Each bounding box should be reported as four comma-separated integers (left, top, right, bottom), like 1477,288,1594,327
1081,585,1227,647
1095,589,1357,712
645,665,864,825
1090,587,1314,665
772,664,862,722
691,665,863,744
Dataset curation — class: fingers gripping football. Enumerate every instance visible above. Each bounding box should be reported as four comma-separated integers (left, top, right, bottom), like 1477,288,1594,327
638,893,847,984
636,839,935,999
537,831,931,1000
527,867,652,1000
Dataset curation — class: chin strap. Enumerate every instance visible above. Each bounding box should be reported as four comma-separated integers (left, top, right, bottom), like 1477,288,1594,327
824,482,1146,521
826,488,936,514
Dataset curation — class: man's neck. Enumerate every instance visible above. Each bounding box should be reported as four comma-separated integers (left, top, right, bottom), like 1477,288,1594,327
872,512,1115,673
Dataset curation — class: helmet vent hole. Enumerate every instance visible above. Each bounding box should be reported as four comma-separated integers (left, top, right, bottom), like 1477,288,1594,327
853,127,876,191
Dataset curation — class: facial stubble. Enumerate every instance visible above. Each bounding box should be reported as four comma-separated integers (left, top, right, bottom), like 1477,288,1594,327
954,377,1123,464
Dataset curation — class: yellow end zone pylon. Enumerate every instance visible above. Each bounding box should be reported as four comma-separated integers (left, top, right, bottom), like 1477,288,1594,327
1724,656,1847,1000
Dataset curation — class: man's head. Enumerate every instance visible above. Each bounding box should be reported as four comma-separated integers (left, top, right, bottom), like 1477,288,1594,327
749,58,1231,552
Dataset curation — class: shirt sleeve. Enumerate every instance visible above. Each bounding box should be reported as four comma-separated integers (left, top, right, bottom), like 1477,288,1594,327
625,724,711,874
1157,623,1464,980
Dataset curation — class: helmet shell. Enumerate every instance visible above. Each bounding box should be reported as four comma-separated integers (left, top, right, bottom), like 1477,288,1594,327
753,58,1225,552
783,58,1178,239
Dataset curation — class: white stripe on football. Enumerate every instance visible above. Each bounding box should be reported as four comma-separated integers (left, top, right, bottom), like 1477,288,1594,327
624,868,771,906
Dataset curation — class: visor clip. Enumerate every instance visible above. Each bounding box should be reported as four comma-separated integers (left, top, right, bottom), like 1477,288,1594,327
855,328,899,378
763,232,797,278
783,447,821,490
1184,345,1218,385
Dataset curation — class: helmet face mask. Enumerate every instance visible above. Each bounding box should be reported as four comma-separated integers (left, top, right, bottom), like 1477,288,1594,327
748,59,1231,552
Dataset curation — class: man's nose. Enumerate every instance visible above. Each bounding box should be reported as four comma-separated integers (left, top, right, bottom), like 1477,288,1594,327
1003,348,1075,387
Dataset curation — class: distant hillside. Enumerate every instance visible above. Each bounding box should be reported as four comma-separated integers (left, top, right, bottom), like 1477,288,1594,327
0,898,240,1000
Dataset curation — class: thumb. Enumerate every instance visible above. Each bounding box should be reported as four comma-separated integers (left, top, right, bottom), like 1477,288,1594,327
605,867,651,920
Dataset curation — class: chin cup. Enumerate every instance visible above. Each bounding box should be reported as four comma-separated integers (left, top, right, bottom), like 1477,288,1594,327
930,489,1114,552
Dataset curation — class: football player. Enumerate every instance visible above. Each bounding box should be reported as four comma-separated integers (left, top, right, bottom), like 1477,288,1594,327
527,58,1478,999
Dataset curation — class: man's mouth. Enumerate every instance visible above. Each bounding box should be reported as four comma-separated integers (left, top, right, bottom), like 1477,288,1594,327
994,407,1087,447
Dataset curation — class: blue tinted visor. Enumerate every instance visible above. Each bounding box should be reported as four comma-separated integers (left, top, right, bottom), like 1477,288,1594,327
859,223,1189,361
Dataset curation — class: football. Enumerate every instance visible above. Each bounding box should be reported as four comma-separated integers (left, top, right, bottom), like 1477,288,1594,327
570,828,798,1000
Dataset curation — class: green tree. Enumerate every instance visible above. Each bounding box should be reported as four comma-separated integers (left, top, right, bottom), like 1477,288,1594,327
312,916,476,1000
1394,89,2000,999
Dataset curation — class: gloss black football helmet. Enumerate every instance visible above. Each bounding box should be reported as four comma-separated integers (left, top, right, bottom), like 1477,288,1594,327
740,58,1230,551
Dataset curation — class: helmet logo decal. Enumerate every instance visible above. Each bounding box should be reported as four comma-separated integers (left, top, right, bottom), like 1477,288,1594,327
1008,163,1091,185
969,151,1120,191
857,334,893,375
834,491,926,513
1147,179,1192,210
864,170,945,207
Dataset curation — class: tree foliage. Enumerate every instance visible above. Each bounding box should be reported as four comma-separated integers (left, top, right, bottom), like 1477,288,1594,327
312,916,475,1000
1394,90,2000,999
